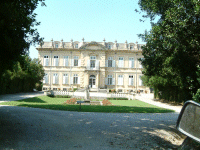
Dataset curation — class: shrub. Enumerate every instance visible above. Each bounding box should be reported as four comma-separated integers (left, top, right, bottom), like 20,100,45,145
55,95,71,98
102,99,112,106
107,98,128,100
193,89,200,103
73,88,78,92
64,98,77,104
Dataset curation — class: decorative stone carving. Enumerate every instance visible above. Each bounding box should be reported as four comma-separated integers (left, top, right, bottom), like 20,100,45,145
80,41,107,50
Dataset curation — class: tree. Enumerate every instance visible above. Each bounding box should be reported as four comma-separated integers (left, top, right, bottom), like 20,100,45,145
138,0,200,102
0,0,45,77
0,55,44,94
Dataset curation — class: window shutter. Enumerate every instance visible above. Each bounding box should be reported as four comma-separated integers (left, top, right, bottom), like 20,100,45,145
129,60,132,68
44,58,46,66
53,75,55,84
70,77,73,84
53,58,56,66
78,77,80,84
56,58,59,66
78,59,81,66
56,75,58,84
105,78,108,85
121,60,124,67
96,60,99,69
66,76,68,84
87,60,90,69
139,76,142,86
45,74,48,83
43,77,45,84
105,60,108,67
63,75,65,84
129,77,132,85
71,59,74,66
113,60,115,67
121,76,123,85
112,78,115,85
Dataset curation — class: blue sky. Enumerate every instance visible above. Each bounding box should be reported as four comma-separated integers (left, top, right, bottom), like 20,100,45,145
29,0,152,59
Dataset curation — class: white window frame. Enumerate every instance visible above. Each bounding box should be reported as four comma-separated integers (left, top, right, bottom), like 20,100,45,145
75,44,78,48
129,57,134,68
108,57,113,67
63,74,68,84
55,43,58,48
118,75,123,85
43,73,48,84
63,56,69,66
90,56,96,68
118,57,124,68
74,56,79,66
129,75,134,86
139,75,143,86
73,74,80,84
43,55,49,66
53,56,59,66
53,73,59,84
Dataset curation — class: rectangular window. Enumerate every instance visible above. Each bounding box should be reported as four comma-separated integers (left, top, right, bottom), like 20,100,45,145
130,46,133,50
73,74,78,84
63,88,67,91
118,75,123,85
53,88,57,90
75,44,78,48
53,73,58,84
53,56,59,66
44,56,49,66
129,57,134,68
55,43,58,48
74,56,79,66
63,56,69,66
129,75,134,86
63,74,68,84
108,75,113,85
90,56,96,68
108,57,113,67
43,87,47,91
43,73,48,84
118,57,124,67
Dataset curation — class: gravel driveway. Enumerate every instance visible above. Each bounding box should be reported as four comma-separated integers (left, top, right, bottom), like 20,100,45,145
0,92,185,149
0,106,185,150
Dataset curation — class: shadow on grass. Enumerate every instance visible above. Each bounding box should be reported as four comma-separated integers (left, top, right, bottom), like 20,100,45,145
18,104,175,113
17,97,47,103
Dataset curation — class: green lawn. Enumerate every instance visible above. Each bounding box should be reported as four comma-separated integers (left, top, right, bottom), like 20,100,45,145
0,96,175,113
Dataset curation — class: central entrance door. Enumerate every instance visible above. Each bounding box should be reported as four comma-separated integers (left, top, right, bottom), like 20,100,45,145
89,75,96,88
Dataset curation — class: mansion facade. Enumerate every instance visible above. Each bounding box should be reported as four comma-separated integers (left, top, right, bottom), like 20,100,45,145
37,38,149,93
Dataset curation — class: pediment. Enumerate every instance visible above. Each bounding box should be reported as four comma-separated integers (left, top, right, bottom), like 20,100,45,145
80,42,107,50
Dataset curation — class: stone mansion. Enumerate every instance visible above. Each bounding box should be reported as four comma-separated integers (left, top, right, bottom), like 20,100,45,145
37,38,150,93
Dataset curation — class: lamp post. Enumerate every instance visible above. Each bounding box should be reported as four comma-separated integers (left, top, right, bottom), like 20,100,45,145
70,51,72,90
136,53,138,93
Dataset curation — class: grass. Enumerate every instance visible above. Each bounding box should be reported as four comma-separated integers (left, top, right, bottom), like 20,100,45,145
0,96,175,113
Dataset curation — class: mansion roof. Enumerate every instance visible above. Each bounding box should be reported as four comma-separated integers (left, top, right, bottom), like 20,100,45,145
37,38,144,51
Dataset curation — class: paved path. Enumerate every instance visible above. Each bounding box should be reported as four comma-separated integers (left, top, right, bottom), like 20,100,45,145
135,94,183,113
0,91,44,103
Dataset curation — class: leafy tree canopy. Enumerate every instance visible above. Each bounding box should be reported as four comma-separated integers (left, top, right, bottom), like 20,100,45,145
0,55,45,94
138,0,200,102
0,0,45,76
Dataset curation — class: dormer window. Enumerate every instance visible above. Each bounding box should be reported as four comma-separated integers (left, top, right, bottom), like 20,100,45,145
108,44,112,49
75,44,78,48
130,45,133,50
55,43,58,48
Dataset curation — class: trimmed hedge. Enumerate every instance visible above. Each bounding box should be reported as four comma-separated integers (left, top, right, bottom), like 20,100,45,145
107,97,128,100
